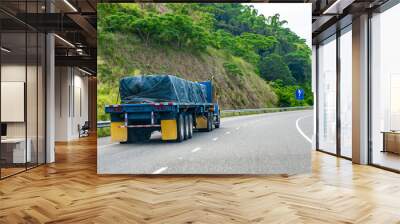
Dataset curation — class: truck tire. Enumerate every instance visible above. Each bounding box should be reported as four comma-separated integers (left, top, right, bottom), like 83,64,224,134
215,116,220,128
207,113,213,132
127,128,152,143
184,114,190,140
188,114,193,139
177,113,185,142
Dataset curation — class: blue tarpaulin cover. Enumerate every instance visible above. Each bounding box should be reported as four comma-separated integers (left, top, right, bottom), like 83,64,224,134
119,75,208,104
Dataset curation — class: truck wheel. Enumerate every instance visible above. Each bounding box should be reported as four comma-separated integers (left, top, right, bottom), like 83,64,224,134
207,113,213,132
215,116,220,128
177,113,185,142
188,114,193,138
184,114,190,140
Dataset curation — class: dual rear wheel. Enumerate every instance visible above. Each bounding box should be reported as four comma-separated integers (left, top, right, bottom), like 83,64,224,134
177,113,193,142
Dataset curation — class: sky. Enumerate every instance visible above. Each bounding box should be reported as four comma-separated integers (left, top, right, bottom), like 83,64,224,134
245,3,312,48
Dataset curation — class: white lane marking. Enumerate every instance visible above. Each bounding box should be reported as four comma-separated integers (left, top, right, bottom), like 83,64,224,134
296,115,313,143
191,147,201,153
236,127,240,130
212,137,218,141
225,131,231,134
178,157,183,160
98,143,119,149
152,167,168,174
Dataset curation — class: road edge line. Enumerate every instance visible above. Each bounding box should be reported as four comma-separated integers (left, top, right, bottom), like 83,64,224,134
152,167,168,174
296,115,313,143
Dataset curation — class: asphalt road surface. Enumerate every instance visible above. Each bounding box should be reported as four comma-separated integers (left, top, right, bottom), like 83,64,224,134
98,110,313,174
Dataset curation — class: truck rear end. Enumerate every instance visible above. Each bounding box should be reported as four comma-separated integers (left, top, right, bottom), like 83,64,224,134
105,75,220,143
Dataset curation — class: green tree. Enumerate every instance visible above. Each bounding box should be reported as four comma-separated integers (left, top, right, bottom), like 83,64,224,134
239,33,277,57
259,54,295,84
130,15,162,45
285,51,311,83
266,14,287,34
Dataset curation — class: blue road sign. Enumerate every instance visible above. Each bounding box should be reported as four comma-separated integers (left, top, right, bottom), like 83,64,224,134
295,89,304,100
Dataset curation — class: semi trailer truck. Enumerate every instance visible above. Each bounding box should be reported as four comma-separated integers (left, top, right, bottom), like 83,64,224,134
105,75,220,143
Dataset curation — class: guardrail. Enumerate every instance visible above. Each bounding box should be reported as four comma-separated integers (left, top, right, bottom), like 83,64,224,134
97,121,111,128
220,106,312,114
97,106,313,128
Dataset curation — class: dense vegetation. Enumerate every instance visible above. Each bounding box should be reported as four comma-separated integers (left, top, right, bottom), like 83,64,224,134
98,3,313,122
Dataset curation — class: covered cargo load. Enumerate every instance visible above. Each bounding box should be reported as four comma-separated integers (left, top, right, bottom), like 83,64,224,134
119,75,208,104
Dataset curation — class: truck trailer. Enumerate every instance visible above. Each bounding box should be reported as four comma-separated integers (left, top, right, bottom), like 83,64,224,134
105,75,220,143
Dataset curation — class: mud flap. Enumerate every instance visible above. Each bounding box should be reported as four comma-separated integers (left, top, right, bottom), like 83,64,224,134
196,116,208,129
161,120,178,140
111,122,127,142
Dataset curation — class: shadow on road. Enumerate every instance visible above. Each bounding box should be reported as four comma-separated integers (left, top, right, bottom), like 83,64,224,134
121,129,226,146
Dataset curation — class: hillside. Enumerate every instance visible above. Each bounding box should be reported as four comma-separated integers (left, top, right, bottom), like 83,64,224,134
98,32,277,121
97,3,312,121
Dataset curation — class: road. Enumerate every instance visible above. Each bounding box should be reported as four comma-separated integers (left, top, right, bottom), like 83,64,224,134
98,110,313,174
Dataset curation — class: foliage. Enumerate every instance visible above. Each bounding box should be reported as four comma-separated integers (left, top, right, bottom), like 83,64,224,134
271,80,313,107
98,127,110,138
212,30,277,65
99,4,211,50
284,45,312,83
97,3,313,115
223,62,243,76
259,54,295,84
